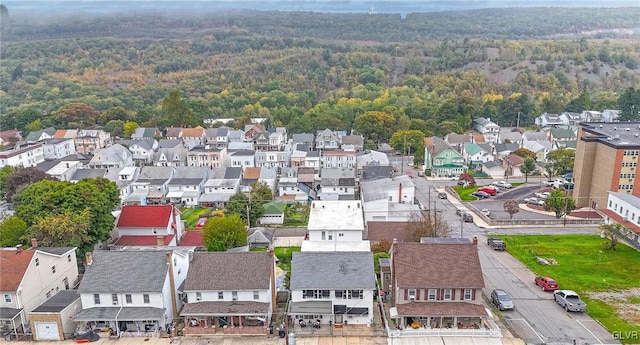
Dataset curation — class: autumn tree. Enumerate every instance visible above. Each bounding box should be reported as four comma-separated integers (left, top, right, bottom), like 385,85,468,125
353,111,396,143
599,223,623,251
30,209,92,248
459,172,476,186
374,252,390,275
123,121,139,138
547,148,575,174
99,106,133,125
370,239,391,254
51,103,100,128
543,189,576,218
5,167,51,201
520,157,537,183
503,199,520,219
202,214,247,251
405,210,452,241
512,148,537,160
0,216,28,247
389,130,425,155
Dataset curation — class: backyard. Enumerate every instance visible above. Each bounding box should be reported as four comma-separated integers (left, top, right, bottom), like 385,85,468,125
499,234,640,343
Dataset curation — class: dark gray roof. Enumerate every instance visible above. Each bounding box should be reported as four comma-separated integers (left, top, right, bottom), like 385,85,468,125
158,139,182,148
31,290,80,313
494,143,520,153
361,166,393,181
128,138,156,150
36,160,60,173
231,150,256,156
247,228,275,245
138,166,173,180
184,252,273,291
181,301,269,316
290,252,375,290
378,258,390,267
74,307,164,321
0,307,22,319
36,247,76,256
71,169,107,181
78,251,169,293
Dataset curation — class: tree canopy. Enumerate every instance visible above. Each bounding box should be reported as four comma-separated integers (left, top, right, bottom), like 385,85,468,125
202,214,247,252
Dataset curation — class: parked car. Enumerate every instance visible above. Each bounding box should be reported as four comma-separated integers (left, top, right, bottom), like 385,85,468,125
462,213,473,223
418,171,424,177
450,175,460,180
535,276,559,291
455,209,463,216
491,289,514,311
492,181,512,189
438,192,447,199
553,290,587,312
487,237,506,250
543,180,556,187
481,209,491,217
525,197,545,206
471,191,490,199
535,192,551,199
477,186,497,196
196,217,208,228
457,180,466,186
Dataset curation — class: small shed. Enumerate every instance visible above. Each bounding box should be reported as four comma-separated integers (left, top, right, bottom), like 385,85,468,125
29,290,81,341
247,227,276,248
259,202,285,225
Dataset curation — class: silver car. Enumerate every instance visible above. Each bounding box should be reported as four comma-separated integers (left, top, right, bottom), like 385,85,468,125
491,289,514,311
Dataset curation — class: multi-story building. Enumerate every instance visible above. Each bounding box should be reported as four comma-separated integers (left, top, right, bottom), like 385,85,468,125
573,122,640,209
0,143,45,168
42,138,77,160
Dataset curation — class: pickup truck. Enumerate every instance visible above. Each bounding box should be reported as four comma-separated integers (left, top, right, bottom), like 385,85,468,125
487,237,506,251
553,290,587,312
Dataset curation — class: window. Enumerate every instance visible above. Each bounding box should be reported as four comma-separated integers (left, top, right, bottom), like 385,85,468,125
408,289,416,300
196,292,202,301
253,291,260,300
67,254,71,262
35,258,39,266
384,273,391,281
348,290,363,299
174,258,177,266
143,294,150,304
63,278,69,290
51,265,56,274
428,289,437,300
444,289,452,300
4,294,11,303
328,232,333,240
464,289,472,300
112,294,118,304
126,294,132,304
321,231,326,240
46,291,51,299
94,294,101,304
335,290,346,299
232,291,238,301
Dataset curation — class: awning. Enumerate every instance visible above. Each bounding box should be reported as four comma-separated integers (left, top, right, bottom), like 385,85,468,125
124,192,147,202
74,307,165,321
396,302,487,317
146,192,164,199
333,305,368,315
182,191,200,198
198,193,232,203
166,191,184,198
288,301,333,315
0,307,22,320
181,301,269,316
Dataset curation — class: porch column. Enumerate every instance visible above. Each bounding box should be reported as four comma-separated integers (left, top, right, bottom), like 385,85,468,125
453,317,458,329
230,316,235,328
239,316,243,328
204,317,209,327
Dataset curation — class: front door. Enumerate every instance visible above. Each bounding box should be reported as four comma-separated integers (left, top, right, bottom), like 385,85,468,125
335,315,343,324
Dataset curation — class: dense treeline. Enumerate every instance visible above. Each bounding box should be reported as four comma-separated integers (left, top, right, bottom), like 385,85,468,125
0,9,639,141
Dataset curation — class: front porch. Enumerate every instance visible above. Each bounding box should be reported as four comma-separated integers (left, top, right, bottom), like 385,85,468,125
0,307,26,339
180,301,271,336
73,306,166,338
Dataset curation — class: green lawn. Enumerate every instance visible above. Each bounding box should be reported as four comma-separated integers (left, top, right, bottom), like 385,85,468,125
453,185,479,201
499,235,640,342
181,207,217,227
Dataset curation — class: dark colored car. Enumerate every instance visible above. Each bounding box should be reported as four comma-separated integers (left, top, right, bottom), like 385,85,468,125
462,213,473,222
491,289,514,311
535,276,559,291
487,237,506,251
438,192,447,199
471,191,490,199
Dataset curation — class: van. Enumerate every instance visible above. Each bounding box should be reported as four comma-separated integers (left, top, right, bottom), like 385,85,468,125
462,213,473,223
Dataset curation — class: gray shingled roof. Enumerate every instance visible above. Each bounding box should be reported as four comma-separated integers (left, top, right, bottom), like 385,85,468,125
78,251,169,293
31,290,80,313
290,252,375,290
71,168,107,181
184,252,273,291
36,247,76,256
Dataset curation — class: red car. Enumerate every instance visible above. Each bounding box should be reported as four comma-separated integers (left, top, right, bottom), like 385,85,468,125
477,186,497,196
535,276,559,291
196,217,208,228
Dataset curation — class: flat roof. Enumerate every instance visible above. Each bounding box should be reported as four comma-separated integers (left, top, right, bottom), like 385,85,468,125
307,200,364,231
580,122,640,148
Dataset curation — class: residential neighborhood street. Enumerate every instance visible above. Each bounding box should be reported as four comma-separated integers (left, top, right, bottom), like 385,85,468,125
406,164,620,345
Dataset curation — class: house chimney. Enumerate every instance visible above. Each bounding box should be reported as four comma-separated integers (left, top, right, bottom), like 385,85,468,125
157,235,165,246
472,236,478,245
31,238,38,248
398,183,402,203
16,244,23,253
85,252,93,265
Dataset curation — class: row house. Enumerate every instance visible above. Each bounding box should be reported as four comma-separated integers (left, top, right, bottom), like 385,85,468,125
126,138,158,166
472,117,500,143
292,133,315,151
198,167,242,208
166,166,209,207
25,127,56,144
181,126,206,150
389,239,498,336
444,133,472,153
105,166,139,201
255,150,291,168
341,135,364,152
244,124,267,142
318,167,356,201
0,129,23,148
111,204,183,247
462,143,494,171
155,139,187,167
42,138,76,160
321,150,356,169
0,143,45,168
165,127,182,140
74,250,184,337
316,129,341,150
131,127,162,140
288,252,375,327
227,150,256,170
360,175,419,223
124,166,174,205
302,200,369,252
53,129,78,140
355,150,390,175
0,243,78,337
497,130,523,145
74,129,111,154
181,252,276,335
186,145,224,168
88,144,133,169
41,160,83,181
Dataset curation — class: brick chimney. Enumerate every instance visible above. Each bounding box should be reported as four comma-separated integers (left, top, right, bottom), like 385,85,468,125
31,238,38,248
85,252,93,265
156,235,165,246
472,236,478,245
16,244,23,253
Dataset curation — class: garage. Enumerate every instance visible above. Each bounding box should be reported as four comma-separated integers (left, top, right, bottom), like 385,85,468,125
35,322,59,340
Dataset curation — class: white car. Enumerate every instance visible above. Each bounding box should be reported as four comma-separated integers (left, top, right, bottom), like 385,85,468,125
481,209,491,216
525,197,544,206
535,192,551,199
493,181,512,189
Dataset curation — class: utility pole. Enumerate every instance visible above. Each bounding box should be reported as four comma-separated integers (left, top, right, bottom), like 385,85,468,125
460,215,464,239
246,193,251,229
517,111,521,128
400,135,406,175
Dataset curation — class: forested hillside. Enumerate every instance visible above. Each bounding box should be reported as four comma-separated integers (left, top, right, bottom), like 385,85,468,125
1,7,639,143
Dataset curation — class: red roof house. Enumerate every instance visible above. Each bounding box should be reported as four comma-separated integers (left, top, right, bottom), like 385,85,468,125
113,205,184,247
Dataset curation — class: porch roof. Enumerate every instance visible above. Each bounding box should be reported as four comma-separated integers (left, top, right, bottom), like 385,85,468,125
198,193,233,202
288,301,333,315
73,307,165,321
395,302,487,317
0,307,22,319
181,301,269,316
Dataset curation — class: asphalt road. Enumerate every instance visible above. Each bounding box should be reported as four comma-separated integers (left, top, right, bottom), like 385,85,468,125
405,163,618,345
